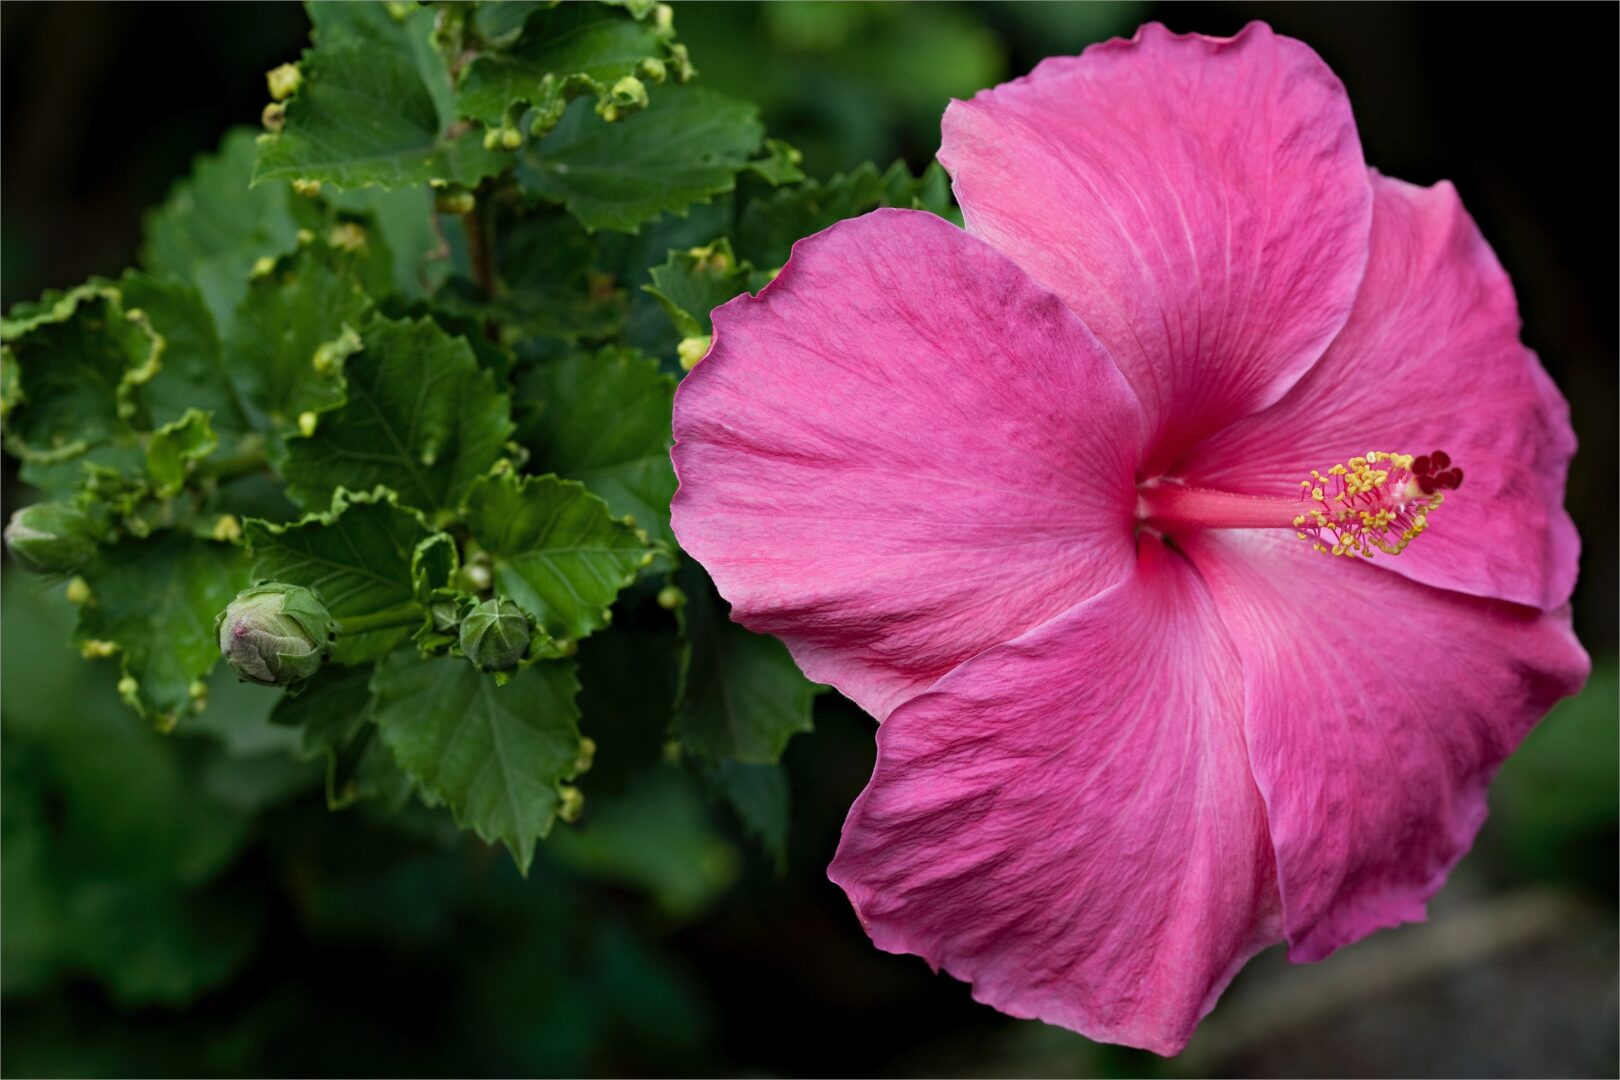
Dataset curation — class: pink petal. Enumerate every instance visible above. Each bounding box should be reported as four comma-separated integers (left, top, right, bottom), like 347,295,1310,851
1179,174,1580,610
1183,530,1589,963
829,540,1281,1055
670,209,1141,719
940,22,1373,471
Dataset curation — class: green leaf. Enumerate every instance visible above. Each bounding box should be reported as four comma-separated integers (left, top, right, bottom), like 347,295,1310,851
516,86,765,233
371,652,586,872
116,271,254,440
141,128,308,328
457,2,684,137
226,241,373,435
1,285,160,483
480,207,629,343
145,409,217,498
517,347,676,545
701,759,790,872
271,662,408,809
672,560,817,765
735,158,955,269
282,314,513,515
745,137,807,186
326,186,449,301
643,238,761,338
255,3,506,192
464,472,657,643
75,533,250,723
245,488,432,664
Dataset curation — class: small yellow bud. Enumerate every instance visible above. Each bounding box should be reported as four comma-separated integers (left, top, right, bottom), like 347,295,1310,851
433,187,476,215
66,576,92,605
608,76,648,112
261,101,286,134
678,335,711,370
327,222,366,251
291,178,322,198
558,785,585,823
266,63,302,101
210,514,242,543
656,585,684,610
500,127,524,151
250,255,277,279
574,736,597,775
117,675,139,702
80,639,119,659
297,411,317,437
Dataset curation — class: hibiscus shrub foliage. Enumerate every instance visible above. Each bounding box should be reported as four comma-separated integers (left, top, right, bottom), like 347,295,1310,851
0,1,953,877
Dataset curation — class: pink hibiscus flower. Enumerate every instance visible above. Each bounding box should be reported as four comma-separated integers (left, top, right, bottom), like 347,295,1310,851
669,22,1589,1055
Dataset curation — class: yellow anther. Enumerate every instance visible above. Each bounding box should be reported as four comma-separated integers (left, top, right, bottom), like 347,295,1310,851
1296,451,1446,560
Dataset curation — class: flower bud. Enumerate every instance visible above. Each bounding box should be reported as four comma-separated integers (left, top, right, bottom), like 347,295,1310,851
459,598,531,671
4,501,98,575
215,583,335,687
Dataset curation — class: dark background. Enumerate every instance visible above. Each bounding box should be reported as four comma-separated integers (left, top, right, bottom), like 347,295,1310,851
3,3,1615,1077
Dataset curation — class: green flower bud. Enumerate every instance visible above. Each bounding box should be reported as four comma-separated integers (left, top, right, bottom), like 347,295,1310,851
459,598,531,671
4,501,98,575
215,583,335,687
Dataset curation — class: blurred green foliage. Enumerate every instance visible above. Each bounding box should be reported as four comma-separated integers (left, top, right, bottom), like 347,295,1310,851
1,3,1614,1078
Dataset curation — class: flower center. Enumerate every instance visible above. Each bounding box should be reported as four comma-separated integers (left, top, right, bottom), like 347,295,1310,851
1138,450,1462,558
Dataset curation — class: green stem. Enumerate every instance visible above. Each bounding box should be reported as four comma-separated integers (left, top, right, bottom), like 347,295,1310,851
200,435,270,484
337,602,424,636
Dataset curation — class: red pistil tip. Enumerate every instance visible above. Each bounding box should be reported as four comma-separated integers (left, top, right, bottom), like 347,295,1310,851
1293,450,1454,559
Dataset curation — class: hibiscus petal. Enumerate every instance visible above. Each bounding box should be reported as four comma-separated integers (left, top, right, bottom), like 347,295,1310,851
671,209,1141,720
828,540,1281,1055
940,22,1372,470
1183,530,1589,963
1180,174,1580,611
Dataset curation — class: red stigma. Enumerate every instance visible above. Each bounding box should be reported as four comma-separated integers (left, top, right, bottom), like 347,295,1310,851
1412,449,1463,495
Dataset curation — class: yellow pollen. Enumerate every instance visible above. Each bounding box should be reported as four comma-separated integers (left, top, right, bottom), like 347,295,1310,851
1295,450,1446,559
